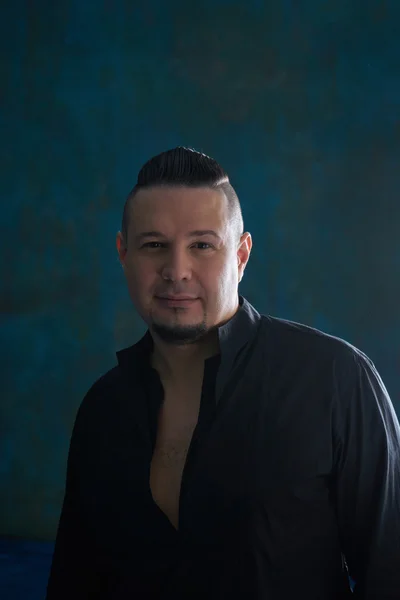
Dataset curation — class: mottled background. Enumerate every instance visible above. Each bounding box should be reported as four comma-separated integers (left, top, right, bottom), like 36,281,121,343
1,0,399,542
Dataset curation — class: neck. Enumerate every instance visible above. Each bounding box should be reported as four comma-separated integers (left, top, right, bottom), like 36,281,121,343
151,329,219,384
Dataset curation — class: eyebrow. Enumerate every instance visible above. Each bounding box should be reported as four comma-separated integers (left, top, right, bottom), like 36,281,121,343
135,230,222,242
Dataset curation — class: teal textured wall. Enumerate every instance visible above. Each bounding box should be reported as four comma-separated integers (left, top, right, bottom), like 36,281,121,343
1,1,399,539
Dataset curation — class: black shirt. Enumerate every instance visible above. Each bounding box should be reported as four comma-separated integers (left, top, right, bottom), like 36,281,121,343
46,297,400,599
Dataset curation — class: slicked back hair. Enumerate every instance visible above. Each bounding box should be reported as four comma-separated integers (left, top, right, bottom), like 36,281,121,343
121,147,244,245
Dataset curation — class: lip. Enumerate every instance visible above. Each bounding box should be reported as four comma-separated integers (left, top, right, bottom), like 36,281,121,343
155,296,199,307
157,295,198,300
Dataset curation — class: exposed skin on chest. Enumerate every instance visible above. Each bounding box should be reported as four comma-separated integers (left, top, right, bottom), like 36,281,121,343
149,382,203,530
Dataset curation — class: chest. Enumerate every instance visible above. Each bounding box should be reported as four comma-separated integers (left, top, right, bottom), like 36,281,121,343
82,361,334,548
149,386,202,530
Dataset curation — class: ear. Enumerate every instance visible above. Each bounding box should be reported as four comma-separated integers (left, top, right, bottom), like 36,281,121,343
116,232,127,266
237,232,252,282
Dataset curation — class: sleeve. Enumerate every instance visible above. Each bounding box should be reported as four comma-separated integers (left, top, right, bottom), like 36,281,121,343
46,401,107,599
332,350,400,599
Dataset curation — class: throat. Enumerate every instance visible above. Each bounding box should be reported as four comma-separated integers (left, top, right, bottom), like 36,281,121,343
150,330,220,382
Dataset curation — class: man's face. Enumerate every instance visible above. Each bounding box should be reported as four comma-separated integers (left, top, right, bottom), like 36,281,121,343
117,186,252,344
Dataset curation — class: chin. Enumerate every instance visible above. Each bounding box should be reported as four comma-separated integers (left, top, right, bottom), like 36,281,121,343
152,320,208,344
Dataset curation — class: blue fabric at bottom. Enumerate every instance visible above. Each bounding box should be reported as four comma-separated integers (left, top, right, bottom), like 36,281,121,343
0,537,54,600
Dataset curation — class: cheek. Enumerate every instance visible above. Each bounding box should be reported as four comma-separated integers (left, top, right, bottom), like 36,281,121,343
126,262,156,296
222,264,239,292
201,258,237,295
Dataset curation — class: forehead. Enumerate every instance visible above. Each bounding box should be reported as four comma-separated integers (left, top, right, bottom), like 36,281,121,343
128,186,229,234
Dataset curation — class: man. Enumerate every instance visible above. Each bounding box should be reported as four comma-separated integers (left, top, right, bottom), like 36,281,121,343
46,147,400,599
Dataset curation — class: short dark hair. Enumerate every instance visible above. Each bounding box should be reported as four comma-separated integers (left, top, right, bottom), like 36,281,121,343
121,147,243,244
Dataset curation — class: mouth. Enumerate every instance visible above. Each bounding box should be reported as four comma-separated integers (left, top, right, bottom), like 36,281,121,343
155,296,199,308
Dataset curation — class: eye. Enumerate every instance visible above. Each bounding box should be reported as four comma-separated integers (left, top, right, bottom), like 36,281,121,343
141,241,164,249
193,242,213,250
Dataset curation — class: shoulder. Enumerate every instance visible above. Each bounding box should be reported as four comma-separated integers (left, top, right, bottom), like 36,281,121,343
68,335,151,444
257,315,392,418
81,365,123,407
73,347,145,434
259,313,371,372
70,366,124,436
77,338,148,417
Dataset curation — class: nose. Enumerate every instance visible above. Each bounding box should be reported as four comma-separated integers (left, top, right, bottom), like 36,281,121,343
161,248,192,282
